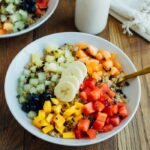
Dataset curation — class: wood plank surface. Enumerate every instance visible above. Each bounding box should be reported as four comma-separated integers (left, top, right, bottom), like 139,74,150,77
0,0,150,150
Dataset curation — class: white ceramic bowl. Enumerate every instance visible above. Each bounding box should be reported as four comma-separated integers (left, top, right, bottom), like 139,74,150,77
0,0,59,38
4,32,141,146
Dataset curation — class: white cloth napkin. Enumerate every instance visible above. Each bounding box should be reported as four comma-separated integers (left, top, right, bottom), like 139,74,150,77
110,0,150,35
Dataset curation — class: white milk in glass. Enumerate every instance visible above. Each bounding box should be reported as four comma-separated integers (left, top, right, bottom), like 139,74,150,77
75,0,111,34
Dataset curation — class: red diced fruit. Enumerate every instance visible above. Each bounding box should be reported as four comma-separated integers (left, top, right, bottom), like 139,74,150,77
88,87,101,101
110,116,120,126
99,83,110,93
74,129,83,139
93,101,105,112
108,90,116,99
105,117,111,125
80,91,87,100
117,102,126,108
93,120,105,131
37,0,49,9
106,105,118,116
82,77,96,90
99,94,108,102
96,112,107,122
87,129,96,139
77,119,90,131
82,102,95,115
119,106,128,118
102,124,113,132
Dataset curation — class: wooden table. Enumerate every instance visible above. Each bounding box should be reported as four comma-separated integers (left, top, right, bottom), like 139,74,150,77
0,1,150,150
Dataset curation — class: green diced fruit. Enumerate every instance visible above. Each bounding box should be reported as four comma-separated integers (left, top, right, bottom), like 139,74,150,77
45,80,51,86
44,44,58,54
29,87,37,94
30,66,37,72
51,74,59,82
24,84,31,92
27,111,37,119
19,75,26,82
57,56,65,63
31,54,43,67
29,78,39,86
18,96,26,103
23,69,31,77
38,72,46,82
30,73,36,78
36,84,45,93
45,55,56,63
44,63,63,73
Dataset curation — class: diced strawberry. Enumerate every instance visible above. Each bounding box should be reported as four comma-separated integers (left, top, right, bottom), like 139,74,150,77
93,120,105,131
88,87,101,101
118,105,128,118
74,129,84,139
99,94,108,102
108,90,116,99
96,112,108,122
80,91,88,101
99,83,110,93
93,101,105,112
87,129,96,139
81,77,96,90
117,102,126,108
102,124,113,132
110,116,120,126
82,102,95,115
37,0,49,9
105,105,118,116
77,119,90,131
105,117,111,125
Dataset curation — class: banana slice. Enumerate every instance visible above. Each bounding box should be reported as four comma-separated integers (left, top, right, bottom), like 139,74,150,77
54,81,76,102
59,76,80,91
61,66,84,83
69,61,87,77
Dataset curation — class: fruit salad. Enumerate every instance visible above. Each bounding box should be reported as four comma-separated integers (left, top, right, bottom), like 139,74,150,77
0,0,49,35
17,42,129,139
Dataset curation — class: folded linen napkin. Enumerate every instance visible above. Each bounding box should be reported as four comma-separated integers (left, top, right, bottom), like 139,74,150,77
110,0,150,35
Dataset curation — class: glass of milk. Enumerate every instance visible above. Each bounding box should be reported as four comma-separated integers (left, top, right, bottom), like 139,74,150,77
75,0,111,34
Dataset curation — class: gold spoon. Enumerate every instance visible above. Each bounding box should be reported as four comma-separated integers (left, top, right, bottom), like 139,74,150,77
117,66,150,84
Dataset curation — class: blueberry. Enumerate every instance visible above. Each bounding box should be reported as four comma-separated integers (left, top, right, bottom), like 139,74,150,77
22,103,30,113
27,93,40,103
40,92,53,101
30,103,40,111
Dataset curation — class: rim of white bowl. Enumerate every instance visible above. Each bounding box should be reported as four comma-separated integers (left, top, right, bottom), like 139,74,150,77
4,32,141,146
0,0,59,38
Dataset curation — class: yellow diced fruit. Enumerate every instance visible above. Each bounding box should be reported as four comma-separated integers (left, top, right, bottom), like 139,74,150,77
74,115,83,123
46,113,54,123
75,102,84,109
42,125,54,134
40,120,49,127
32,117,42,128
31,54,43,67
51,98,60,105
74,109,82,116
55,125,65,134
43,101,52,113
66,116,73,121
53,114,65,127
63,106,76,118
52,105,62,114
38,110,46,119
63,132,75,139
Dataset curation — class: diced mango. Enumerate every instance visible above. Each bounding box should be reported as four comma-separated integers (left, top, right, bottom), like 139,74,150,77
42,125,54,134
75,102,84,109
76,42,88,50
52,105,62,114
43,101,52,113
74,115,83,123
100,50,111,60
40,120,49,127
46,113,54,123
32,117,42,128
74,109,82,116
76,50,87,58
63,132,75,139
63,106,76,118
53,114,65,127
92,71,103,80
38,110,46,119
51,98,60,105
55,125,65,134
86,45,98,57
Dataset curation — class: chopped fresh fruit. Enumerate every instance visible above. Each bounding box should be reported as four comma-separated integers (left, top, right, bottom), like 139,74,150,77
74,129,84,139
96,112,108,122
63,132,75,139
77,119,90,131
93,120,105,131
118,106,128,118
110,116,120,126
87,129,96,139
93,101,105,112
102,124,113,132
82,102,95,115
105,105,118,117
88,87,101,101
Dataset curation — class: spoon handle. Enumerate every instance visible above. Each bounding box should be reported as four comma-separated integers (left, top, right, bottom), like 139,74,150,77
120,66,150,83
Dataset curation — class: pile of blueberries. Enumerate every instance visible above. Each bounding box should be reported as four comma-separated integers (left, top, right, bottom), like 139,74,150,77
20,0,36,13
22,92,54,113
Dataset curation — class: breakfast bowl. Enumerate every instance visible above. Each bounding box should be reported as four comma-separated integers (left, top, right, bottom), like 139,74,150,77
4,32,141,146
0,0,59,38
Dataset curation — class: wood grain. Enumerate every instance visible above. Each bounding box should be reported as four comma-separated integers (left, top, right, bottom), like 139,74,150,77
0,0,150,150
